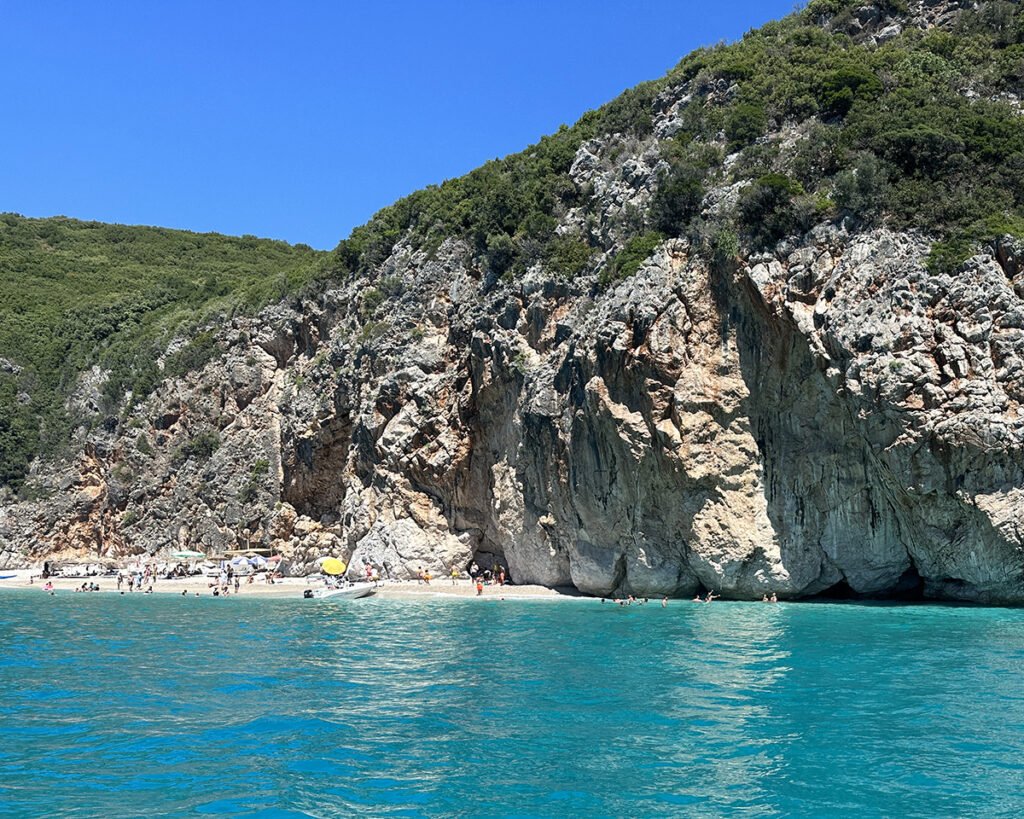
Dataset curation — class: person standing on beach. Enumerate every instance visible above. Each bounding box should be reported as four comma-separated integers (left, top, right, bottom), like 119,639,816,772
450,565,459,585
476,577,483,596
469,562,479,583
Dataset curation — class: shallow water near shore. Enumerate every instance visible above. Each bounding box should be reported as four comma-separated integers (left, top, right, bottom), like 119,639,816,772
2,591,1023,817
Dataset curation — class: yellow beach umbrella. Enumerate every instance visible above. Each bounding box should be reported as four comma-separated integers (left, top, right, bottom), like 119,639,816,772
321,558,346,576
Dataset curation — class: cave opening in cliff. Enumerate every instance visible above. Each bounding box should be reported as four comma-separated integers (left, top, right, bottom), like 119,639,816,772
809,567,925,602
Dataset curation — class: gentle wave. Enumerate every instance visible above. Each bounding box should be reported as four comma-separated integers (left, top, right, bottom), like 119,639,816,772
1,592,1023,817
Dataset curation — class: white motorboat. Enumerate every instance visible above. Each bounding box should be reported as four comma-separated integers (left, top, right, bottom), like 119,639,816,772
304,581,376,600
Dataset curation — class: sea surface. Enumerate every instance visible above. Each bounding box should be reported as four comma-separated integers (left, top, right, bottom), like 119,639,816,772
1,590,1023,818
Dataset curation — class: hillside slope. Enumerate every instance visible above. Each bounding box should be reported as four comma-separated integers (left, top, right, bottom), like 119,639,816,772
2,0,1024,602
0,215,324,488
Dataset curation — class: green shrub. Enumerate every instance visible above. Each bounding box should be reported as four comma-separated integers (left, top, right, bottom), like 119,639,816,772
725,103,768,152
651,169,705,235
739,175,806,246
926,213,1024,275
171,428,220,465
135,433,154,457
361,287,384,314
544,235,595,279
833,152,890,224
710,230,740,272
790,122,844,189
238,458,270,505
819,67,882,118
600,232,665,288
926,238,974,275
164,332,219,379
485,233,517,276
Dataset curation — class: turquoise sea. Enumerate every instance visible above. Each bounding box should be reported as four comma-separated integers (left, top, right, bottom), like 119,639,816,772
1,590,1023,818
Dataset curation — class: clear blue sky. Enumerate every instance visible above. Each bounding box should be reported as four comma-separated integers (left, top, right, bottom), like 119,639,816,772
1,1,797,250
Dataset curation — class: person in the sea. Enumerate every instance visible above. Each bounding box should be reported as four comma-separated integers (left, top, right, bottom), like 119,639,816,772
770,592,777,603
662,597,668,608
704,591,719,603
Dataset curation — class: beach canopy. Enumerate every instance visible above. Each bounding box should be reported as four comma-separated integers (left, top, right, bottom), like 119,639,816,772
170,550,206,559
321,558,346,575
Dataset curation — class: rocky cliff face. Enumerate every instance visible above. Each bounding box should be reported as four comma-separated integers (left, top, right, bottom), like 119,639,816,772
5,216,1024,602
3,1,1024,603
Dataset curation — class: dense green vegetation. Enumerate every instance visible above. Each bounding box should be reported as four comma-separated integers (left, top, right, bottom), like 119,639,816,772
0,215,323,489
3,1,1023,491
319,0,1023,286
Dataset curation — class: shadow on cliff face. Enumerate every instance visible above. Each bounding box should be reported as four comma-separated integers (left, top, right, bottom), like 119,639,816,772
719,239,1024,603
719,249,916,598
281,410,352,519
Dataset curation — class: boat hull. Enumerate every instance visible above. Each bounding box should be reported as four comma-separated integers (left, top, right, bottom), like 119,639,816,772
307,583,376,600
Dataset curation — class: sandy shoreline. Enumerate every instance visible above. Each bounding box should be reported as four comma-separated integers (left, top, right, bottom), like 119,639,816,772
0,571,587,601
